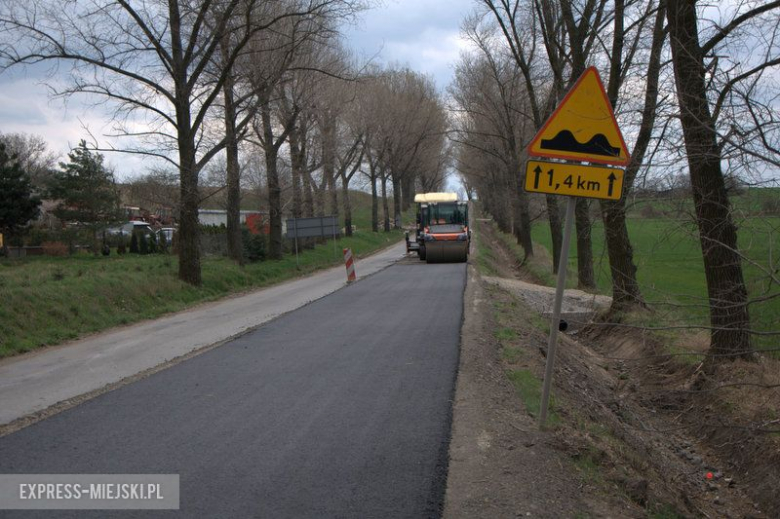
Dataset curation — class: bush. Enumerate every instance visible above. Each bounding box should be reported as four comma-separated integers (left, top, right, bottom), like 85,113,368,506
42,241,68,256
242,228,266,262
640,203,658,218
158,233,168,254
761,197,780,216
200,224,226,235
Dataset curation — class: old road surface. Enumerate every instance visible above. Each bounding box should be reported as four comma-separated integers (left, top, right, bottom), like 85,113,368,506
0,260,467,518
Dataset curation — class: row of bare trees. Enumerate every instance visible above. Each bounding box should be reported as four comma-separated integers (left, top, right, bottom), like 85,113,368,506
450,0,780,363
0,0,448,281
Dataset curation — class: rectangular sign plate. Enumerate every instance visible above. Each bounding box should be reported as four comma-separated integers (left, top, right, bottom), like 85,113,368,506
286,216,340,239
524,160,624,201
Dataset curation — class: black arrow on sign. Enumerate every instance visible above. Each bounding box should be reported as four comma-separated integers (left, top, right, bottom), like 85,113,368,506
533,165,542,189
607,172,617,197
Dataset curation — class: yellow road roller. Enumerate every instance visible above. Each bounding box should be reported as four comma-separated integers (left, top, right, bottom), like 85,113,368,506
410,192,470,263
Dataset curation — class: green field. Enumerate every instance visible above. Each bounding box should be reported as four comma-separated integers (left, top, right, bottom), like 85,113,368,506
0,191,409,358
530,198,780,352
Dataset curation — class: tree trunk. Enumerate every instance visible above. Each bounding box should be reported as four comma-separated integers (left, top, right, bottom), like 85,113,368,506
600,0,666,311
302,170,314,218
289,127,304,219
381,174,390,232
222,63,243,266
575,198,595,288
260,99,283,260
667,0,752,360
514,161,533,258
178,136,201,285
172,53,202,287
321,119,338,218
301,169,315,250
546,194,563,273
370,167,379,232
341,173,352,237
601,200,643,307
311,169,324,217
401,173,413,211
391,172,402,228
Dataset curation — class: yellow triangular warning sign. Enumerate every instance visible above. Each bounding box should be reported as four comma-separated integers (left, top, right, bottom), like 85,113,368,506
528,67,630,166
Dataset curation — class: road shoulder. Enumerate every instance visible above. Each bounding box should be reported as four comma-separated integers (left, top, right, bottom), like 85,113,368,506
444,264,590,518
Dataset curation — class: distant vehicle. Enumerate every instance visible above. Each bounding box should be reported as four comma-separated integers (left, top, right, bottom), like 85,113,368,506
105,221,157,247
407,192,470,263
156,227,176,246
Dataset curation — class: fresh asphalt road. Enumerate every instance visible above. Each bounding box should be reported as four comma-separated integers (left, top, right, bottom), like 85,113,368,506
0,261,467,518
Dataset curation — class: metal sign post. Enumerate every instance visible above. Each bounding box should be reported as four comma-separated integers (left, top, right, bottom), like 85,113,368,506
525,66,630,429
538,196,576,428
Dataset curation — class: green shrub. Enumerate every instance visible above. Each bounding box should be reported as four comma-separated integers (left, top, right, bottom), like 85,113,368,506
242,229,266,262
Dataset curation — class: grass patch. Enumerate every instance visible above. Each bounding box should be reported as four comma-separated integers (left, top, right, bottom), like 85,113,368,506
492,221,571,288
494,327,518,341
527,309,550,334
501,346,524,363
474,222,500,276
0,228,404,358
529,207,780,356
572,447,604,482
506,368,559,425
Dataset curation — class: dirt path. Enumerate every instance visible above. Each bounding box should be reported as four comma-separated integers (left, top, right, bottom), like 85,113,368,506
482,276,611,332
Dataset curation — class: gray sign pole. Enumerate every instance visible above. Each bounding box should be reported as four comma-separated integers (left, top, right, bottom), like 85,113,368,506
539,196,576,429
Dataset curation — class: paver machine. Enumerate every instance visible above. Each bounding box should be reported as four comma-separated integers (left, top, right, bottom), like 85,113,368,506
406,192,470,263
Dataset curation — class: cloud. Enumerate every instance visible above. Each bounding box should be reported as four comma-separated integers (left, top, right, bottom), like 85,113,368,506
344,0,474,89
2,0,476,178
0,76,161,179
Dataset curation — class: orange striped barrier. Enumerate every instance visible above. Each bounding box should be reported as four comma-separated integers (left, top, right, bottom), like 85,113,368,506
343,248,357,282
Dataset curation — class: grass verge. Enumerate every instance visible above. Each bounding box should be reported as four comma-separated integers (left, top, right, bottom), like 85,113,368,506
525,209,779,356
0,230,403,358
506,368,559,426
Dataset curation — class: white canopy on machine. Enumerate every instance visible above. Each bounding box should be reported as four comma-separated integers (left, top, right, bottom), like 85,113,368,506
413,192,458,203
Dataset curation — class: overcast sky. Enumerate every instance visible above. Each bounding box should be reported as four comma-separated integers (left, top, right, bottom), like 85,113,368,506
0,0,476,180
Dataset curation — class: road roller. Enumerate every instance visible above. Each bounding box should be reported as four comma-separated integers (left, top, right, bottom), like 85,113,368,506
409,192,470,263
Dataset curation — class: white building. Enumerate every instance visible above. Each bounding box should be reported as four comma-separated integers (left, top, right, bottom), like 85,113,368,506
197,210,260,227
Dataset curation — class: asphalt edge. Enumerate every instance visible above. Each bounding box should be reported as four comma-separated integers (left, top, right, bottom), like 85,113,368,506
429,255,471,518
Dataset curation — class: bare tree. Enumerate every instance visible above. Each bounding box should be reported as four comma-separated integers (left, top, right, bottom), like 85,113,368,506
0,0,359,284
598,0,667,310
451,16,536,258
0,132,59,190
666,0,780,361
370,67,448,228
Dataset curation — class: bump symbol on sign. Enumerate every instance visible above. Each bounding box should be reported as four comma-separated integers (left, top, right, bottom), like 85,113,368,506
527,67,630,166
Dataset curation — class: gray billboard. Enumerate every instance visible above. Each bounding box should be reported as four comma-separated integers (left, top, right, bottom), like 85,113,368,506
286,216,340,239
